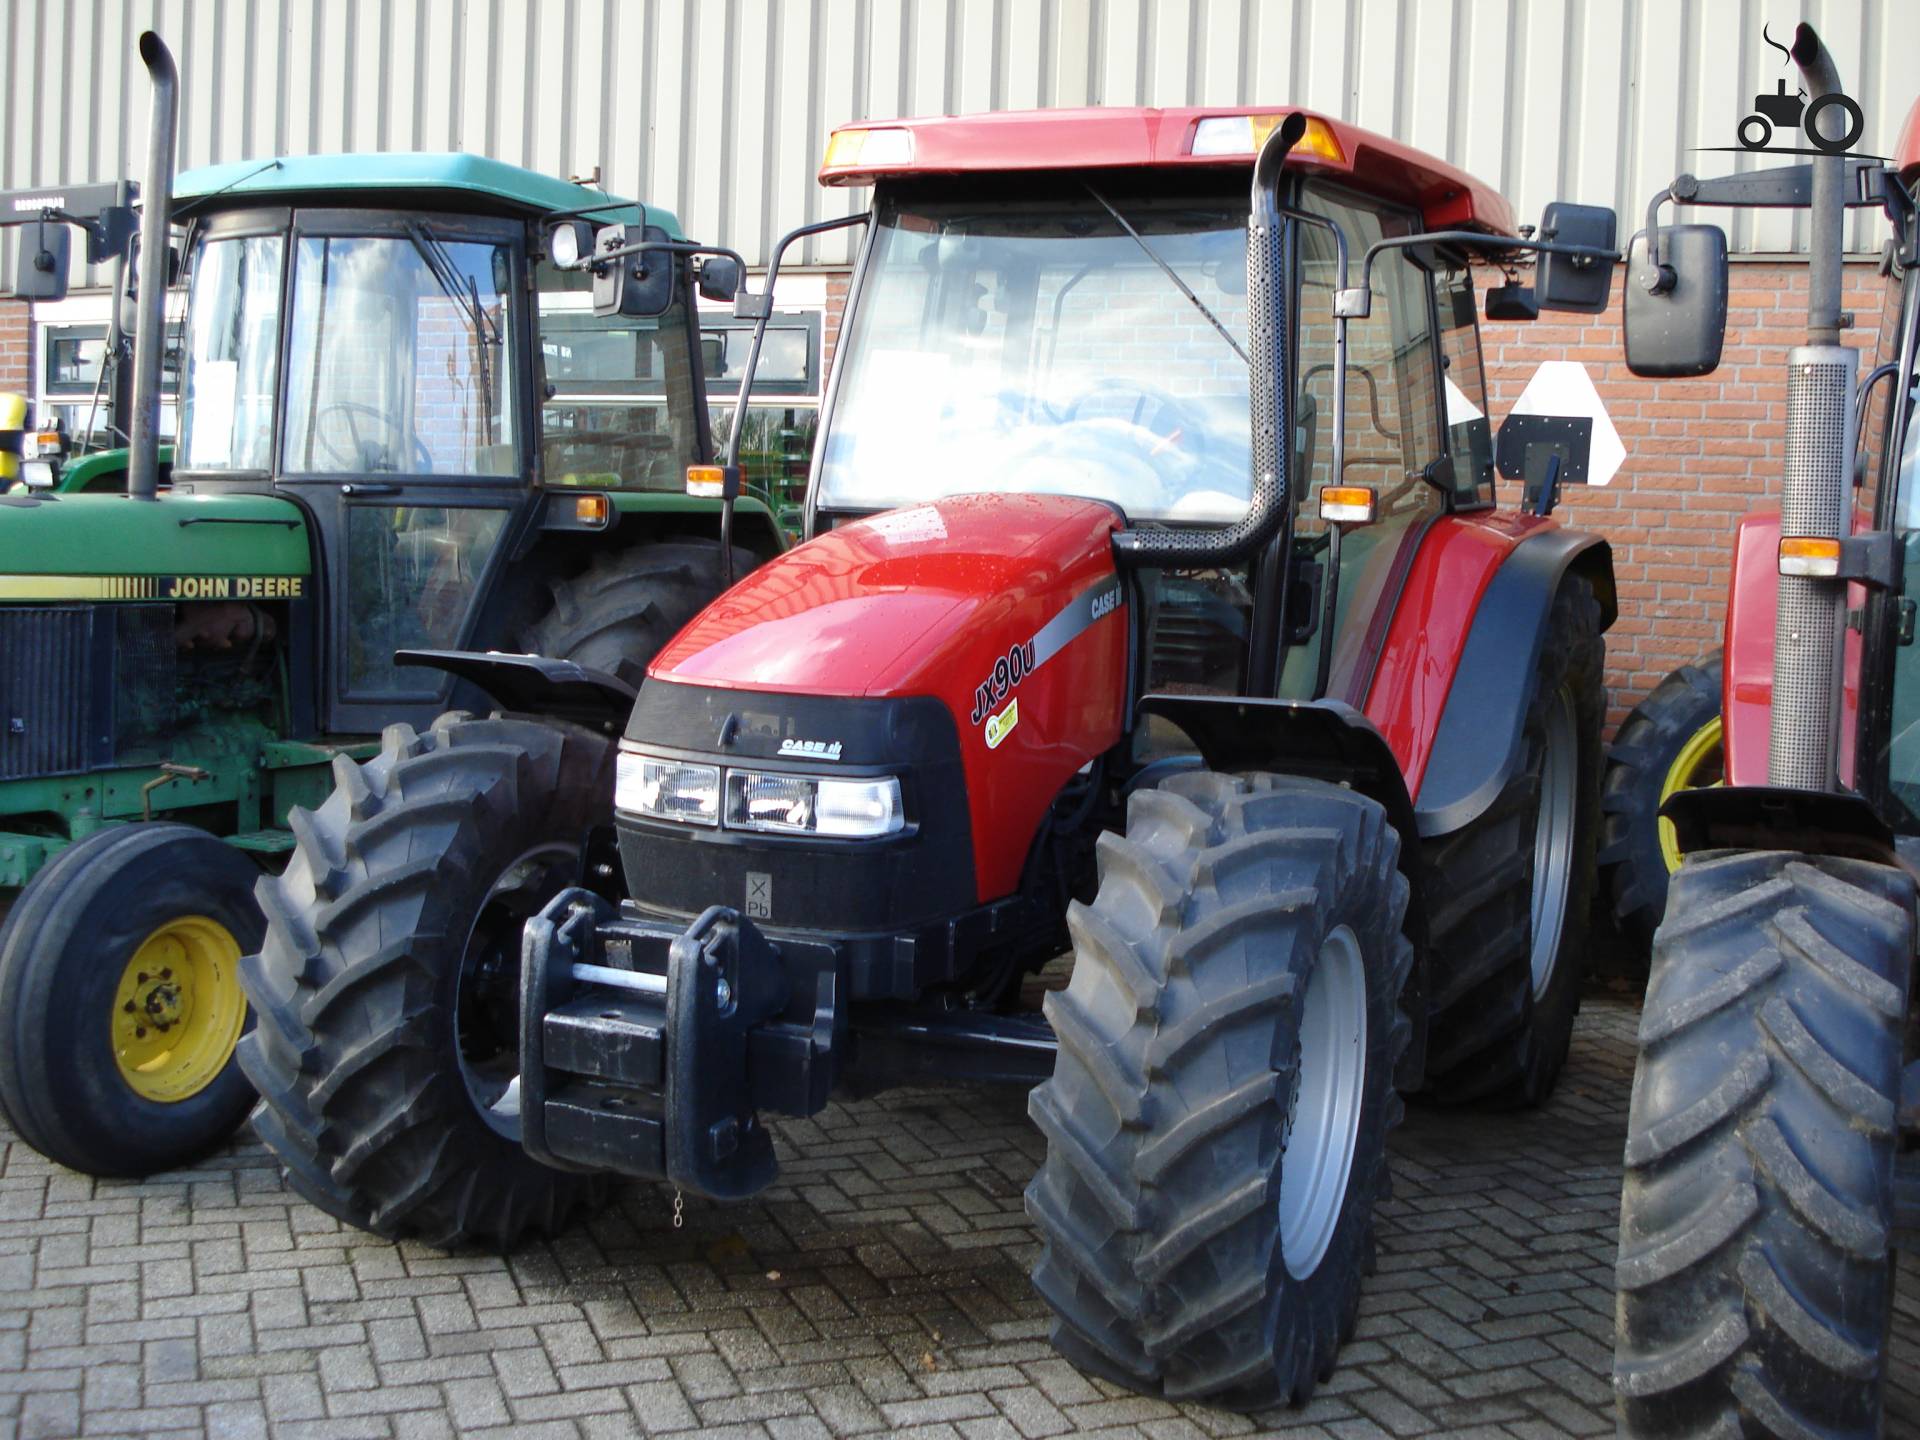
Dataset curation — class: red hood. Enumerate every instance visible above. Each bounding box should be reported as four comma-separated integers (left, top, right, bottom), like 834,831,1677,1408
648,493,1123,697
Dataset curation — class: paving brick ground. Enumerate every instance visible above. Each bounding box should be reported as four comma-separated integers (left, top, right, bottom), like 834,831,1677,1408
1,990,1916,1439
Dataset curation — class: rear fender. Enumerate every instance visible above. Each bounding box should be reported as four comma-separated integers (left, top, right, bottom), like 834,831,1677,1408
1135,692,1429,1088
1404,525,1614,838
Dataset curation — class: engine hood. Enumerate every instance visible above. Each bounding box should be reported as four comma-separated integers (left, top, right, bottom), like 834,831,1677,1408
648,493,1123,698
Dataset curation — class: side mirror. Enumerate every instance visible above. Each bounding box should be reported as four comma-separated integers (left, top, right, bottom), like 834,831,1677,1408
15,219,71,301
697,255,741,303
1624,224,1728,378
1536,202,1617,313
547,218,593,268
700,333,728,377
118,236,180,335
1485,282,1539,321
589,223,674,318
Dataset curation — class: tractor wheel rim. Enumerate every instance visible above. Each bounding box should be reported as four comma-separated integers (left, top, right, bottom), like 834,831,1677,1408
1528,686,1580,1000
112,915,247,1103
1279,924,1367,1281
1656,716,1725,874
454,843,576,1140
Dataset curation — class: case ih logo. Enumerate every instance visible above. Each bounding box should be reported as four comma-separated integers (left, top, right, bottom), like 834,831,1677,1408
777,738,842,761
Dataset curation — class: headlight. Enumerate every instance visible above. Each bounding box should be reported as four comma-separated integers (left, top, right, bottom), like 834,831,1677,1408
616,753,719,825
725,770,904,838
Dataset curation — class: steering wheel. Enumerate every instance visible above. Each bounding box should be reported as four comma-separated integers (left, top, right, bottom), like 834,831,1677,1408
315,400,434,473
1065,381,1207,460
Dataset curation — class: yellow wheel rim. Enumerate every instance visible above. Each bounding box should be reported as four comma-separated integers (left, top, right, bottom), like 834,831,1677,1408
1657,716,1725,874
110,916,247,1103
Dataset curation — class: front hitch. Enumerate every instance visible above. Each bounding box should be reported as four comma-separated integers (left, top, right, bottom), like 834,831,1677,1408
519,889,843,1199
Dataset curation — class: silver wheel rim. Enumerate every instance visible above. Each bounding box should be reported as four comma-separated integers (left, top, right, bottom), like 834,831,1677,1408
1528,687,1579,999
1279,924,1368,1281
455,842,574,1140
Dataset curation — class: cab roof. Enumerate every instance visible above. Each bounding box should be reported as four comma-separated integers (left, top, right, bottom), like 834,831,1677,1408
173,152,683,236
819,106,1517,239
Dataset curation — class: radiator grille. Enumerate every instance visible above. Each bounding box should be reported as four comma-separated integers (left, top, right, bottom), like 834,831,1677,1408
0,607,94,780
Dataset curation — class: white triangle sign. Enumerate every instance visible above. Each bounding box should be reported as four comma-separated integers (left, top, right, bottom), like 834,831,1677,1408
1506,361,1625,488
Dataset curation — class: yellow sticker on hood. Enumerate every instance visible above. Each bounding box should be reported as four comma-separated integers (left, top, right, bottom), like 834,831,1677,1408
984,697,1018,750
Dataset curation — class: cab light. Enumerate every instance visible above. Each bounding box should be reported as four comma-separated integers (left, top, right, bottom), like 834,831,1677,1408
1318,485,1376,524
1191,113,1345,164
616,753,720,825
725,770,904,838
686,463,740,499
574,493,610,526
1778,535,1842,577
823,126,915,171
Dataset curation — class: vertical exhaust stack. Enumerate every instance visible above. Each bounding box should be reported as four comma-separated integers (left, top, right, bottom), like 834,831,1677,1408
1769,23,1853,789
127,32,177,503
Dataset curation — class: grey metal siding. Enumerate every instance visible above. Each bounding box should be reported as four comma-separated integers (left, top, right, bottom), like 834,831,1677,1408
3,0,1912,276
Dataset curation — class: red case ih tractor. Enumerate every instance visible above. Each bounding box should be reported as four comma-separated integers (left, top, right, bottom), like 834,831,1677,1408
238,108,1622,1403
1611,26,1920,1439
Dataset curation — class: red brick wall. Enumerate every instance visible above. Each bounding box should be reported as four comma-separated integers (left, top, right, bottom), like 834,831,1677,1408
1481,258,1886,729
0,300,30,392
818,257,1887,731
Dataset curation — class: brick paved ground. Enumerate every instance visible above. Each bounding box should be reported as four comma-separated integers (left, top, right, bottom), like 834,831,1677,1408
2,991,1916,1439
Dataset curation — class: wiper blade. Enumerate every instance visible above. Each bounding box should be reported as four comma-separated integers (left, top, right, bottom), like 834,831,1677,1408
407,220,497,423
1084,184,1247,365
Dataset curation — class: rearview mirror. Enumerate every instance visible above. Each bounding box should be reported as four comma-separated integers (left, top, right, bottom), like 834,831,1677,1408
1485,282,1539,321
1536,202,1617,313
15,219,70,301
697,255,741,303
589,223,674,318
1624,224,1728,377
118,235,180,335
701,333,727,377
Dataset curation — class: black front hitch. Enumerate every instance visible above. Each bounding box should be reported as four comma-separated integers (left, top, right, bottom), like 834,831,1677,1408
519,889,846,1199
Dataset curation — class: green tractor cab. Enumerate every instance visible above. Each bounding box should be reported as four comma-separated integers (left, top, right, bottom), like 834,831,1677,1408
0,33,779,1179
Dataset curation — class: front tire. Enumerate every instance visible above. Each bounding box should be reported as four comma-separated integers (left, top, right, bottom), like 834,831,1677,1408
0,823,261,1177
1025,771,1413,1405
1614,850,1911,1438
237,714,614,1246
1421,575,1605,1105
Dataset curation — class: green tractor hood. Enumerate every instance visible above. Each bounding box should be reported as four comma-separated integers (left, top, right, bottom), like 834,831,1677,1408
0,490,310,601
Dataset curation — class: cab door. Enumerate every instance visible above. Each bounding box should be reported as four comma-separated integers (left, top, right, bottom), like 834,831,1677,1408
270,210,533,734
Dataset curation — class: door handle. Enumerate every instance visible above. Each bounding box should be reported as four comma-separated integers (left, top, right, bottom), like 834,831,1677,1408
339,482,399,496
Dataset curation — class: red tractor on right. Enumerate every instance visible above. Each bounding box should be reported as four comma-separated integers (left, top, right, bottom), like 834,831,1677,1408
1613,26,1920,1439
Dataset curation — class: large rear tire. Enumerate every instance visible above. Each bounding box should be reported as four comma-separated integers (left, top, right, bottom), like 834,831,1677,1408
237,714,614,1246
1421,575,1605,1105
519,541,750,687
1599,652,1723,953
1614,850,1911,1438
1025,771,1414,1406
0,824,261,1177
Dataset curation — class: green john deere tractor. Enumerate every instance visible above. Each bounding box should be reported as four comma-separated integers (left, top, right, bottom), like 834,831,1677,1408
0,33,777,1179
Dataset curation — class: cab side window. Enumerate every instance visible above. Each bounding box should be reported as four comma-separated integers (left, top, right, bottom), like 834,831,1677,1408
1437,267,1496,507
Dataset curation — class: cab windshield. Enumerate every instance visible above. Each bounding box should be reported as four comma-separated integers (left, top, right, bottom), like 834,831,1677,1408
177,227,519,476
817,189,1252,523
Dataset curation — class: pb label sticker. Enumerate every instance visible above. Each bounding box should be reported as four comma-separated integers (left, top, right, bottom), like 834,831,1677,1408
745,872,772,919
984,698,1019,750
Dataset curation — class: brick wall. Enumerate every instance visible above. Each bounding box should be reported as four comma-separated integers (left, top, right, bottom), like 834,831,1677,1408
0,299,29,392
1480,257,1886,729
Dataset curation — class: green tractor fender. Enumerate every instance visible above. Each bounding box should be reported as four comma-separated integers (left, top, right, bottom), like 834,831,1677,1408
0,487,310,596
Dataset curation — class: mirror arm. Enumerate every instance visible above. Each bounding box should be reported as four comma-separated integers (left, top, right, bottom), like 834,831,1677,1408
1347,230,1623,316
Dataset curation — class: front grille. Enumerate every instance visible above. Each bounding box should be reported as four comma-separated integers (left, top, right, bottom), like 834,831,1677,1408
0,603,176,781
0,607,94,780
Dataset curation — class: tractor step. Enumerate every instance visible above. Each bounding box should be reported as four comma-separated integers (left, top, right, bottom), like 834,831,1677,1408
227,829,296,853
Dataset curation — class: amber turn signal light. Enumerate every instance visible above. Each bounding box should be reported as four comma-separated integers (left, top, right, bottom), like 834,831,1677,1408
1778,535,1842,578
686,464,742,500
1318,485,1376,525
574,494,610,526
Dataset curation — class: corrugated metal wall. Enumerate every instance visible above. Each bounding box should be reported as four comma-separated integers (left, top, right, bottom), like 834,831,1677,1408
4,0,1913,276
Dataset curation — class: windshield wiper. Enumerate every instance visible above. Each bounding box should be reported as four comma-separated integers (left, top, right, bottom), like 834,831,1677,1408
407,220,497,427
1084,185,1247,365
